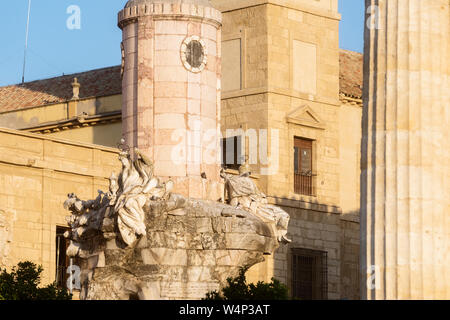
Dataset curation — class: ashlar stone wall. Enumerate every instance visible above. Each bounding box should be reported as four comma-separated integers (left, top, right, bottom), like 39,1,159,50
0,128,120,284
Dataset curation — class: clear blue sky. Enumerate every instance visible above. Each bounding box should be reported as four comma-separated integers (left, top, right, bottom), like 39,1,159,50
0,0,364,87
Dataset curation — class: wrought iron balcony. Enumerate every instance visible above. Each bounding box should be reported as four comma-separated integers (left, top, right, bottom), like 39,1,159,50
294,170,317,196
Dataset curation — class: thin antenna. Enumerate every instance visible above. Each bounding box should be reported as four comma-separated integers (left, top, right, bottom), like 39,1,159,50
22,0,32,84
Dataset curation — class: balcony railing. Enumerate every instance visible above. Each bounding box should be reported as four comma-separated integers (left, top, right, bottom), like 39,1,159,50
292,248,328,300
294,171,317,196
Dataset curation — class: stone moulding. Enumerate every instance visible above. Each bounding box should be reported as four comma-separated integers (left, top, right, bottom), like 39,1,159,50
118,2,222,29
22,111,122,134
339,93,362,107
63,145,287,300
286,105,326,130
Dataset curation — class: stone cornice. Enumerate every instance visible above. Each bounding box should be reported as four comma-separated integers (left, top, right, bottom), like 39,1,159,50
339,93,363,107
21,111,122,134
0,127,119,179
267,196,342,215
0,127,119,153
222,86,341,107
340,213,360,223
118,1,222,29
212,0,341,21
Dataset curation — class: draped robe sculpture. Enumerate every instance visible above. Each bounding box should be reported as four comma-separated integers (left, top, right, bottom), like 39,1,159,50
113,146,172,246
221,163,291,244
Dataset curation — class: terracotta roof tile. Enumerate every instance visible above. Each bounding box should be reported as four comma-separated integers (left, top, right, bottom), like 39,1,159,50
0,66,121,112
0,50,363,112
339,49,363,99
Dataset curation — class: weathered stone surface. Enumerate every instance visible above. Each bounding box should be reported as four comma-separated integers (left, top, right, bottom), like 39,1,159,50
141,248,188,266
362,0,450,300
0,210,15,267
118,0,223,202
221,165,292,243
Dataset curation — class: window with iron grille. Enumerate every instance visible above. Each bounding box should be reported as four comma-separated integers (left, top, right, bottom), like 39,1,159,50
291,248,328,300
221,135,242,170
294,137,316,196
55,226,71,289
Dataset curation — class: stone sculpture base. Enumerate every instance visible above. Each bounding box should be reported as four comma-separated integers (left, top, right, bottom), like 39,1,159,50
64,146,287,300
76,195,277,300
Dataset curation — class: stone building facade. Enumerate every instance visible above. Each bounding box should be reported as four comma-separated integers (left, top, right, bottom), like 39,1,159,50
0,128,120,285
118,0,223,201
0,0,363,300
214,0,361,300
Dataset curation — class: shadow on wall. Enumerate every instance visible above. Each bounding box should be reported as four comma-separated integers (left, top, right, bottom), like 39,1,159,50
270,195,360,300
92,122,123,148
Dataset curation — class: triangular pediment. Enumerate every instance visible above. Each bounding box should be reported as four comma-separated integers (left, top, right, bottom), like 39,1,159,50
286,105,325,130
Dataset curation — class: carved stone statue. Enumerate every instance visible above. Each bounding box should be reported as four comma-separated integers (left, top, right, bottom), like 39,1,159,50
63,141,287,300
221,163,291,244
113,144,172,246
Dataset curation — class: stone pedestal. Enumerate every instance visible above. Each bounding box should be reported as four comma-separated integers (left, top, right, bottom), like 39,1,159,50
84,199,277,300
62,147,283,300
118,0,223,201
361,0,450,299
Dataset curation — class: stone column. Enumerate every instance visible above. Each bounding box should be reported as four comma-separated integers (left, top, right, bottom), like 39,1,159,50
361,0,450,299
118,0,223,201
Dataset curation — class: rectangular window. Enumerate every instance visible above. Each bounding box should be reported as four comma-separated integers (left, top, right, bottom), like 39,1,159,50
294,137,315,195
56,226,71,289
291,248,328,300
221,136,242,170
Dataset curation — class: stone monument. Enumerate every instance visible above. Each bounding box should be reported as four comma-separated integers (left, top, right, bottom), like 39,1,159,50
361,0,449,299
63,143,288,300
63,0,291,300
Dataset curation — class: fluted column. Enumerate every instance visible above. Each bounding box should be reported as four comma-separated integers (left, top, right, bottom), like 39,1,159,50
361,0,450,299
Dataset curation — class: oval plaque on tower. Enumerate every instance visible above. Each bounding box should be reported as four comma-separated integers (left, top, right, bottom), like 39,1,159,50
181,36,207,73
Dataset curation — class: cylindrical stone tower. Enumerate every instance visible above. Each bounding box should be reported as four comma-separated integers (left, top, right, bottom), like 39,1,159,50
118,0,223,200
361,0,450,299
